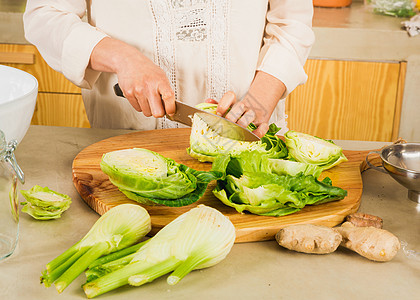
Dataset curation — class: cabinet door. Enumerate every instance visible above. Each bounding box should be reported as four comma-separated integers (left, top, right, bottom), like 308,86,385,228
0,44,80,93
285,59,405,142
31,93,90,128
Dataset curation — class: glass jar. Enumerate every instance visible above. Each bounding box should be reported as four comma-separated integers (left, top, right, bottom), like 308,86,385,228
0,130,24,260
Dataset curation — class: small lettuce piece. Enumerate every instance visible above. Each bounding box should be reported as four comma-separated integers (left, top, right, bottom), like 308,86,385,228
284,131,347,170
101,148,223,207
269,159,323,178
188,114,288,162
20,185,71,220
212,152,347,217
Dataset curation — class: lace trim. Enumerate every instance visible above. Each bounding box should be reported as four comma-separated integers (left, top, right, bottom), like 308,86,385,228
148,0,230,129
207,0,230,100
175,7,207,42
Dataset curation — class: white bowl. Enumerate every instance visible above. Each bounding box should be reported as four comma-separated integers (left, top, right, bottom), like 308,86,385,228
0,65,38,144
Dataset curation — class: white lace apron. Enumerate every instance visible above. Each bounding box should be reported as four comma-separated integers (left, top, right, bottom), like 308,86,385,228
148,0,230,129
148,0,287,133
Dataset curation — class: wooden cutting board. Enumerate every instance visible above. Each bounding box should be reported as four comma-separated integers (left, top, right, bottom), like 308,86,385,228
72,128,378,243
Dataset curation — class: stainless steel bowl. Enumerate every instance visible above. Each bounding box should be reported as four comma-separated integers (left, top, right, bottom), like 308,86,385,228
367,143,420,203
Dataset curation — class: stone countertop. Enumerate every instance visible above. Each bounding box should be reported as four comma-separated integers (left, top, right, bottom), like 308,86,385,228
1,125,419,300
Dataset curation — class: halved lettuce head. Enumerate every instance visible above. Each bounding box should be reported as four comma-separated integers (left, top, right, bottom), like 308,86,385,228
211,151,347,217
100,148,222,207
284,131,347,170
20,185,72,220
187,114,287,162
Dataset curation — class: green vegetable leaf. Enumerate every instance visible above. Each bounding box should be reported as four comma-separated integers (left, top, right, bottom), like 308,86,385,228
120,168,223,207
101,148,222,207
212,152,347,216
20,185,71,220
268,159,323,178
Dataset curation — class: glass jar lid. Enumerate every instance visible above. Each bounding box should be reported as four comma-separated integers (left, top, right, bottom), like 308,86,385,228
0,130,25,183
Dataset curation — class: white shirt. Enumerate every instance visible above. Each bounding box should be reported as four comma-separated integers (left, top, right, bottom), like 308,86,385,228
23,0,314,133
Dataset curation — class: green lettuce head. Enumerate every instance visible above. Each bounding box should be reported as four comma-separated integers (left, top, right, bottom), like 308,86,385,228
284,131,347,170
188,113,287,162
101,148,222,207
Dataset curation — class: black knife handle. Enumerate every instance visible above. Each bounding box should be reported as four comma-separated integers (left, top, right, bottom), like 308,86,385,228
113,83,125,98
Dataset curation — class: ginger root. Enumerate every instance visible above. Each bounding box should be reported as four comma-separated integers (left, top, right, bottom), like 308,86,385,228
275,224,342,254
336,222,400,262
346,212,383,229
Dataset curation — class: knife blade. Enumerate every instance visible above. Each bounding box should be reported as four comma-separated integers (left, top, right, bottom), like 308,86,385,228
113,83,260,142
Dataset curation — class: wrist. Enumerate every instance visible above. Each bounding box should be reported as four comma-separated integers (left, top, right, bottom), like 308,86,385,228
89,37,145,74
246,71,286,122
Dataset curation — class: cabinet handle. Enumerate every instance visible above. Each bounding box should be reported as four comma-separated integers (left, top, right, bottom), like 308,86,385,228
0,51,35,64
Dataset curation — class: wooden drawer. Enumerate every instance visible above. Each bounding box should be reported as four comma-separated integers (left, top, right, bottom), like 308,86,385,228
286,59,405,142
31,93,90,128
0,44,81,94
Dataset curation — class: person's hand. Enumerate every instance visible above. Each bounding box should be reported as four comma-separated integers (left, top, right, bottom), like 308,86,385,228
115,51,175,118
205,91,269,138
89,37,175,117
205,71,286,138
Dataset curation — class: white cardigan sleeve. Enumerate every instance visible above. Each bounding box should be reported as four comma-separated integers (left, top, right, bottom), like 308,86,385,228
23,0,108,89
257,0,315,98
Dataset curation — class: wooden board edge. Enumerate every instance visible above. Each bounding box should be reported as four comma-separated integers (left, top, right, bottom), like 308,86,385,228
234,198,361,243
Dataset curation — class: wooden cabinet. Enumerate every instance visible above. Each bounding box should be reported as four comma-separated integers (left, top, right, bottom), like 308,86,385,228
1,45,406,141
31,93,90,128
285,59,406,142
0,44,90,128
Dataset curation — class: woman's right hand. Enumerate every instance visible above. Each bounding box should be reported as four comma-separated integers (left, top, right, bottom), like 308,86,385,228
89,37,175,117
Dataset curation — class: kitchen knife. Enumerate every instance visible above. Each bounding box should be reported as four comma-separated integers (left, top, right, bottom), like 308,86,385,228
113,83,260,142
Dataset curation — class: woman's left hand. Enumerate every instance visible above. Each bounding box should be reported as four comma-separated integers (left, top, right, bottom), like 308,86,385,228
205,71,286,138
205,91,269,138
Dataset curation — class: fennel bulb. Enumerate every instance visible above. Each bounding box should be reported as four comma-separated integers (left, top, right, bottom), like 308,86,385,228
83,205,235,298
41,204,151,293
